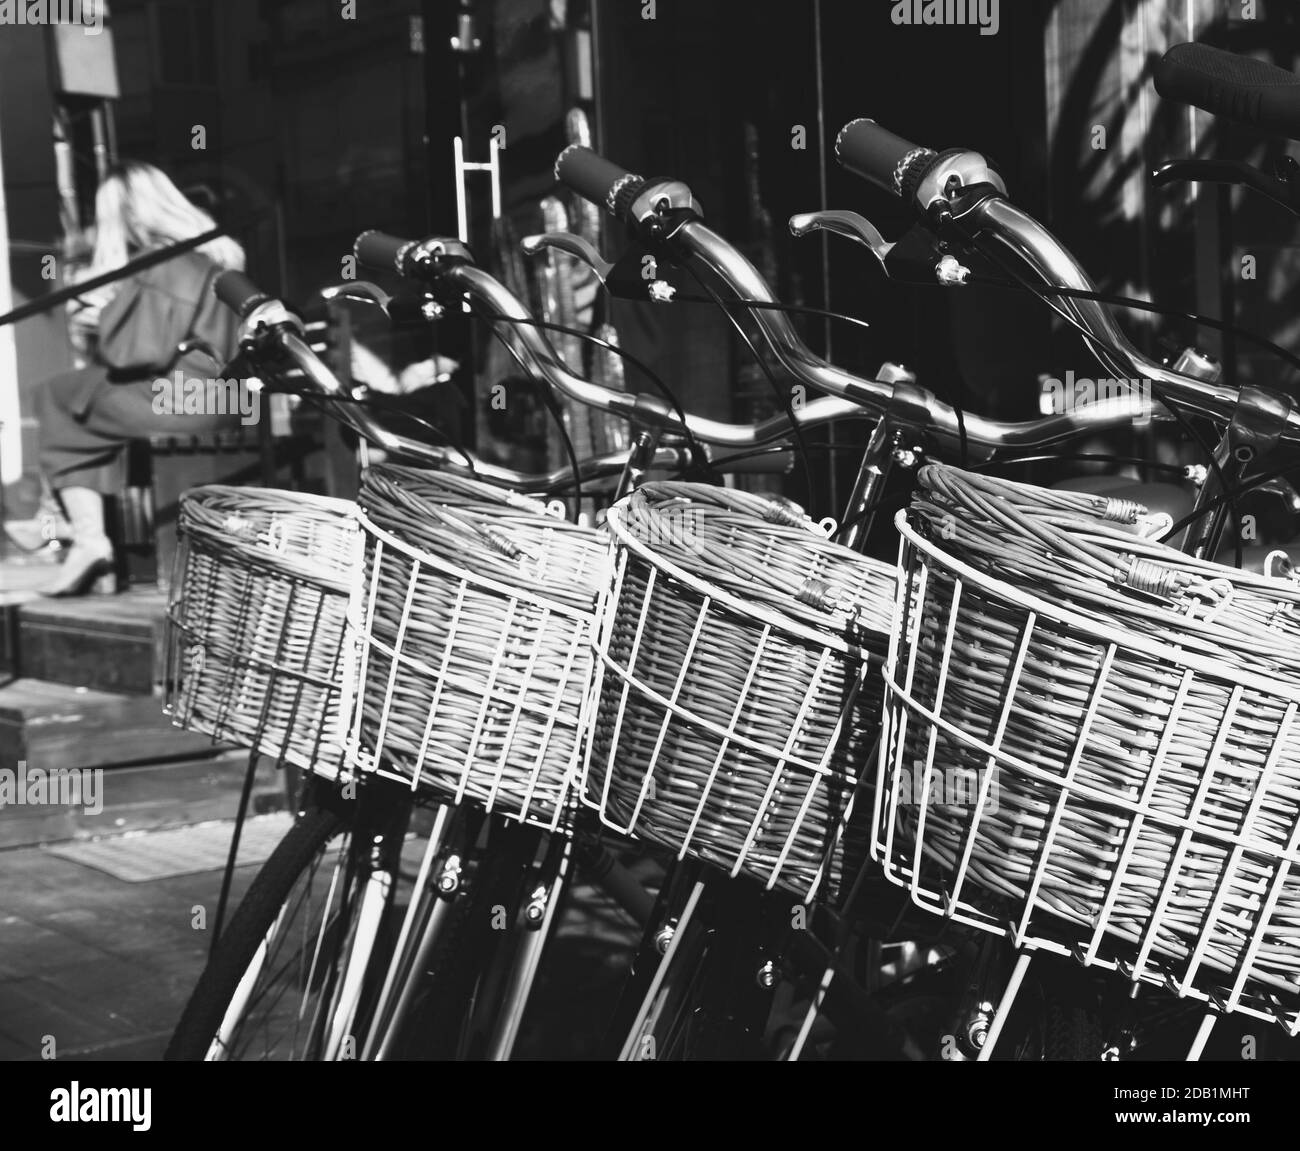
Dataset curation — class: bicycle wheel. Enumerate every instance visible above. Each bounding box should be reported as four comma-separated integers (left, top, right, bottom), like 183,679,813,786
166,804,370,1060
1000,964,1109,1062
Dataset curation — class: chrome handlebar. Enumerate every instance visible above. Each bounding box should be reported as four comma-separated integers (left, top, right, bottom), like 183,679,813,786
439,261,865,448
608,176,1296,454
225,281,845,491
952,194,1287,429
233,317,701,494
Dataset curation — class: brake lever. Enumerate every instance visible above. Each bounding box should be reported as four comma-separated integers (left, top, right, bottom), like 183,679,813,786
175,337,223,366
520,231,613,286
1255,476,1300,515
789,210,895,273
320,280,394,311
1151,158,1300,217
791,210,971,287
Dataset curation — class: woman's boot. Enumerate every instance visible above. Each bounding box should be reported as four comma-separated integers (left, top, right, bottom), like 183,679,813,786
41,486,116,597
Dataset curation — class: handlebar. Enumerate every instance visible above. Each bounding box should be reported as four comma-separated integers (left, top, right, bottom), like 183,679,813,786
351,228,854,448
834,119,936,200
353,230,413,276
553,145,1300,453
213,269,272,319
386,443,792,491
1155,42,1300,141
212,271,818,490
823,123,1300,439
214,271,464,474
554,146,1135,458
553,145,640,218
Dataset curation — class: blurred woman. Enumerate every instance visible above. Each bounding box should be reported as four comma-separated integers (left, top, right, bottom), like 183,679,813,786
38,161,246,595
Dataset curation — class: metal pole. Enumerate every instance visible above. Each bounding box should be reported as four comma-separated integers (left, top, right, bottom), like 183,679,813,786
0,105,23,495
90,104,110,180
813,0,835,513
210,748,262,956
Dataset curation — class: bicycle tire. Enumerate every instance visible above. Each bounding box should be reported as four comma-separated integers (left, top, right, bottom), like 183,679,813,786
165,805,354,1061
1040,1002,1106,1062
1004,966,1108,1062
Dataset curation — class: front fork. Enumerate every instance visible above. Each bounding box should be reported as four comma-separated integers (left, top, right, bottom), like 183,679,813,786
944,936,1032,1061
361,807,574,1062
612,868,797,1061
319,777,417,1060
364,803,480,1059
483,830,573,1060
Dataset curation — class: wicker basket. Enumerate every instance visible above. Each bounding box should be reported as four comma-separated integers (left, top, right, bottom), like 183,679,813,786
164,486,361,775
876,463,1300,1031
344,465,607,830
585,482,896,900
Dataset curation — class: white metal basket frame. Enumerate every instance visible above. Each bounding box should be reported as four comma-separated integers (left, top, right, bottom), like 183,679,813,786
876,509,1300,1033
166,583,352,774
165,489,362,778
583,501,891,900
341,505,602,834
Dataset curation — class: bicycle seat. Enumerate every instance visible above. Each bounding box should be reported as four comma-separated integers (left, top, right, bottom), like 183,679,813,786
1155,42,1300,142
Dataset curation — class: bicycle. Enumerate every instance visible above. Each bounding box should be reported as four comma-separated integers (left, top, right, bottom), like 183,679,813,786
549,65,1300,1055
163,249,872,1060
817,49,1300,1061
167,36,1300,1060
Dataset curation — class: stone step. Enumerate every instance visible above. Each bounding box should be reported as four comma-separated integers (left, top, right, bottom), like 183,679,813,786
15,589,168,695
1,561,48,676
1,599,22,677
0,678,218,772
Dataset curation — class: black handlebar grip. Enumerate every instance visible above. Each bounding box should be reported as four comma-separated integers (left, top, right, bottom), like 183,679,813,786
555,145,644,219
213,270,271,319
354,230,415,275
1155,43,1300,141
835,118,937,202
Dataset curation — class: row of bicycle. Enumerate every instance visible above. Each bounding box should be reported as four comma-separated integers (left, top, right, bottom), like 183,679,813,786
164,42,1300,1060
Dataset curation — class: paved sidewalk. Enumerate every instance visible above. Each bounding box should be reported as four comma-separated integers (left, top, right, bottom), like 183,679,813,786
0,812,646,1061
0,840,257,1060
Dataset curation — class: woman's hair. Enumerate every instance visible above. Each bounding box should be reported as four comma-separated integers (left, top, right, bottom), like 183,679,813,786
85,160,245,274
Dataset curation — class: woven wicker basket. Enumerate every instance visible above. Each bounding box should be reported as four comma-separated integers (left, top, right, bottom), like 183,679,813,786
164,486,361,775
344,465,607,830
585,482,896,900
876,463,1300,1031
